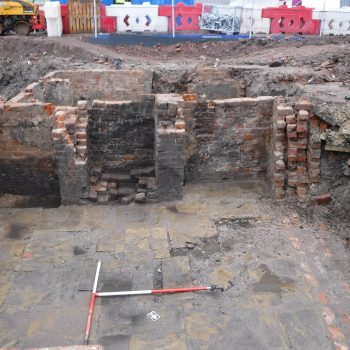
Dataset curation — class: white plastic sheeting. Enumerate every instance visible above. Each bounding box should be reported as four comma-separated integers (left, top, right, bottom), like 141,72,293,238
106,3,168,32
313,7,350,35
43,1,63,37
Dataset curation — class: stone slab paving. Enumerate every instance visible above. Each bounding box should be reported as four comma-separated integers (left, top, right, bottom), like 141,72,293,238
0,182,349,350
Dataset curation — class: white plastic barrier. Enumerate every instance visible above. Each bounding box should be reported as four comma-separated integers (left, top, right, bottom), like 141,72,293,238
106,3,168,32
313,8,350,35
240,8,270,34
44,1,63,37
302,0,342,11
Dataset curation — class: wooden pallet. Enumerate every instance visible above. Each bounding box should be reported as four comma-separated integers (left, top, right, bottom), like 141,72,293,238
68,0,100,33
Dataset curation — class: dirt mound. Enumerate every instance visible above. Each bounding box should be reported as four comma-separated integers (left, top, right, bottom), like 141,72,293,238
0,35,115,100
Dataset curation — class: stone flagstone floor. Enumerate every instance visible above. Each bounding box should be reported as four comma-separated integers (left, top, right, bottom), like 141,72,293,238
0,182,349,350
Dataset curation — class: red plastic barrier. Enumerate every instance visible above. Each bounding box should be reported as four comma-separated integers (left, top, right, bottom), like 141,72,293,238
61,4,69,34
32,10,46,31
159,2,202,31
100,5,116,33
262,5,320,35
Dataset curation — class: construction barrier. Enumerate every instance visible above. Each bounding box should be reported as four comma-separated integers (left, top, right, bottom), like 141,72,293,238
262,5,321,35
313,9,350,35
55,2,350,36
32,10,47,31
60,4,69,33
158,2,202,31
131,0,194,4
106,3,168,32
100,5,117,32
44,1,63,37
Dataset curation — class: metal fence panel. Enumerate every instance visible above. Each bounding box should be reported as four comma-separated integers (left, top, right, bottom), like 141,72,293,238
200,5,242,33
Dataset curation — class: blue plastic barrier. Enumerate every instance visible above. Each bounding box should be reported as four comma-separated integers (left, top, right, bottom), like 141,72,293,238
164,0,194,5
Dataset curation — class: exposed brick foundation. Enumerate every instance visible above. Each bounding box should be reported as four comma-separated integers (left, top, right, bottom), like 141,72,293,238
185,97,274,181
269,99,324,203
52,101,89,205
0,70,331,206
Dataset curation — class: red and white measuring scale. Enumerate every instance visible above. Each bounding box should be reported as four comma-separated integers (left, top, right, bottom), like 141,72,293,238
84,261,223,344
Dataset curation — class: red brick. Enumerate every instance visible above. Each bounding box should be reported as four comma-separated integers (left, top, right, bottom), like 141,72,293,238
56,114,65,122
76,133,87,140
275,133,286,142
64,134,73,145
298,132,308,138
175,121,185,129
288,156,297,163
288,178,306,187
287,131,297,139
285,115,296,124
289,140,307,150
298,110,309,121
243,133,254,141
287,124,296,132
295,100,311,111
309,116,319,128
275,115,287,122
273,172,285,182
44,103,55,116
288,148,298,156
297,122,308,133
276,120,286,130
320,121,328,130
277,105,294,116
182,94,196,101
316,194,332,205
297,166,306,175
297,150,307,162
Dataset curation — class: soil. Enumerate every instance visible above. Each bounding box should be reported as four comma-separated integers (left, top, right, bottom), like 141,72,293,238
1,34,350,100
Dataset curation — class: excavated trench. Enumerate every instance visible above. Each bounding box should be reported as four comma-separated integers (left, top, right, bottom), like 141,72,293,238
0,66,349,223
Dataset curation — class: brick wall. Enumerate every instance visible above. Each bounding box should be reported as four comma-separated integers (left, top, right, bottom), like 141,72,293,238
52,101,89,205
38,70,153,105
154,94,187,201
185,97,274,181
88,97,155,172
86,97,156,203
269,99,323,203
0,101,59,196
